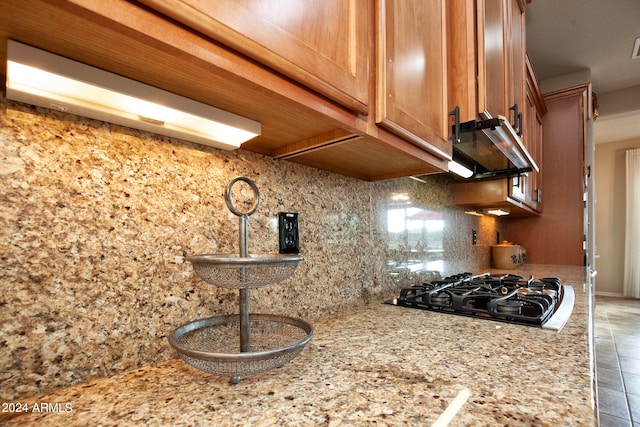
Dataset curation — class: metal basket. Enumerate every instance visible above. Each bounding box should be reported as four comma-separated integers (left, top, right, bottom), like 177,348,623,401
176,177,313,383
188,253,304,288
170,314,314,382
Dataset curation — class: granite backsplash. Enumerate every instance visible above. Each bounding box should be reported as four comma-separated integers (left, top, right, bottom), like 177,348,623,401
0,95,504,400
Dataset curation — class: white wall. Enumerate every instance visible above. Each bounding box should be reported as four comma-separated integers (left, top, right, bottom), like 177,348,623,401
594,137,640,295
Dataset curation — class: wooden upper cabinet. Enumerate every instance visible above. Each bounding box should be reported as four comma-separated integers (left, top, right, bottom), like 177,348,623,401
523,95,544,211
2,0,451,181
505,84,590,265
452,0,546,215
511,55,544,212
522,56,546,212
375,0,450,158
137,0,370,115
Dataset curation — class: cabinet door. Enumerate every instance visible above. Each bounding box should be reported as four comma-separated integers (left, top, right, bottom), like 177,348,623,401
522,55,545,212
523,87,544,211
477,0,525,126
477,0,508,119
511,82,543,210
375,0,450,158
138,0,370,114
447,0,478,123
509,0,526,132
529,109,544,211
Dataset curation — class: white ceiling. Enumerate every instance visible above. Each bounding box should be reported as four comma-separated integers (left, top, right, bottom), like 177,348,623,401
526,0,640,144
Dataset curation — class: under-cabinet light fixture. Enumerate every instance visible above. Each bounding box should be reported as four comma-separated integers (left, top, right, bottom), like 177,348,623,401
409,176,428,183
487,209,510,216
6,40,261,149
448,160,474,178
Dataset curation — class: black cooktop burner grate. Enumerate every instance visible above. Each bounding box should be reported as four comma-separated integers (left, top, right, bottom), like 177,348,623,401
390,273,564,327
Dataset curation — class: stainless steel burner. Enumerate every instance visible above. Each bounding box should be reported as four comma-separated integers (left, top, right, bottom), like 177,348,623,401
429,292,451,305
496,300,523,315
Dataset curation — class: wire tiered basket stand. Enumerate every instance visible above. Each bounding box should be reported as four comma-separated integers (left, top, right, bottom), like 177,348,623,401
169,177,314,383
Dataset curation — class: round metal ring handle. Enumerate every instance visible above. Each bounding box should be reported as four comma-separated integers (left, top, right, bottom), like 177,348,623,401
225,177,260,217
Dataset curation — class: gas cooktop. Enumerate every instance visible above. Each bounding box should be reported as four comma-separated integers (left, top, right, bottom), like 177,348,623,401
386,272,575,331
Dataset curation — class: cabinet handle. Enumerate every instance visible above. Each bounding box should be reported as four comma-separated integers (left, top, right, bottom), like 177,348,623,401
535,188,542,203
509,103,519,132
512,174,521,187
449,106,460,143
517,112,523,137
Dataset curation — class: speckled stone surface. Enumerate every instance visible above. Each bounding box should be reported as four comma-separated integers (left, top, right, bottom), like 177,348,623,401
0,94,504,400
0,265,594,426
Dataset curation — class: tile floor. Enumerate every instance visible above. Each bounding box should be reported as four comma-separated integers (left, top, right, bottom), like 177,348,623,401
595,296,640,427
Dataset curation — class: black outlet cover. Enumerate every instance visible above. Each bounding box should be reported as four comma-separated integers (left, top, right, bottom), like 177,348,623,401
279,212,299,254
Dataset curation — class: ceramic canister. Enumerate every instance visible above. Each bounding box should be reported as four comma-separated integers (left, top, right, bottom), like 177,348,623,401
491,241,526,269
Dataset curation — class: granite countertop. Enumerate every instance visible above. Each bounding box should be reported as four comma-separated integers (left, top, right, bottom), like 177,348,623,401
0,266,595,426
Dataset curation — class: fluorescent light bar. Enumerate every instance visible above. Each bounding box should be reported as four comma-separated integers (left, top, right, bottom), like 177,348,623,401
448,160,473,178
6,40,261,149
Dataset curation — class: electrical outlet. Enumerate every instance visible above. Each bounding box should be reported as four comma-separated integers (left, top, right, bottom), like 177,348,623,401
472,229,477,246
279,212,299,254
